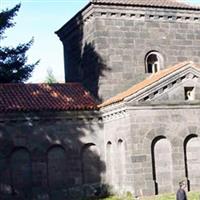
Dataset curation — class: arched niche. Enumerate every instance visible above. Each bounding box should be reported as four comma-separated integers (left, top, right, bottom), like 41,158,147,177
117,139,126,188
47,145,67,189
81,143,101,184
10,147,32,195
106,141,113,184
0,158,11,196
151,136,173,194
184,134,200,191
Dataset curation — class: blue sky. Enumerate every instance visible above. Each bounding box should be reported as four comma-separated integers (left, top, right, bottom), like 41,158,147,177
1,0,88,82
0,0,200,83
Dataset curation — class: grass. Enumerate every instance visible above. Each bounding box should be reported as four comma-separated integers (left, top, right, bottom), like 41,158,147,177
142,192,200,200
95,191,200,200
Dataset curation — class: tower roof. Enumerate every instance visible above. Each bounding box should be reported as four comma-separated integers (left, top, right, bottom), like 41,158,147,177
91,0,200,10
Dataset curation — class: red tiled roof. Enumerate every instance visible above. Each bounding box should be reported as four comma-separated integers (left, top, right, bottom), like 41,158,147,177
99,61,199,108
0,83,97,112
91,0,200,10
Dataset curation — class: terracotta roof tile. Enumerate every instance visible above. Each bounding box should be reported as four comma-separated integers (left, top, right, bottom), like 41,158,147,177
0,83,97,112
91,0,200,10
99,61,198,107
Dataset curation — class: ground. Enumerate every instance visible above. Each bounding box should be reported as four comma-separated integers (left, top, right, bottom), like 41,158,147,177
94,192,200,200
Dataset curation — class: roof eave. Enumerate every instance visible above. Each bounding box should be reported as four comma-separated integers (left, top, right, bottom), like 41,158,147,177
55,1,200,40
91,1,200,11
55,2,92,39
99,62,200,108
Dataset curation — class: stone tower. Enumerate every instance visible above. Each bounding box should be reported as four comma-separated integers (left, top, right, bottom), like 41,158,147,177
56,0,200,101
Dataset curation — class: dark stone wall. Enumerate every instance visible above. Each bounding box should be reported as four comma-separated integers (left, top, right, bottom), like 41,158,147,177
58,5,200,101
0,111,105,200
1,106,200,198
93,14,200,100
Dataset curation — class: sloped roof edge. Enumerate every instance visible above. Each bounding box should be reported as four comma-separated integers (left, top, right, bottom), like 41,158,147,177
55,2,92,38
91,0,200,10
99,61,199,108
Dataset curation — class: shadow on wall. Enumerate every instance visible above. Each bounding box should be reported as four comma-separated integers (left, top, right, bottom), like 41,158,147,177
0,85,107,200
81,42,110,101
60,14,110,102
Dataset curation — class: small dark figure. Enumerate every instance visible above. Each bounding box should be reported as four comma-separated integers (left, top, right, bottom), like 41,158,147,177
176,181,187,200
135,195,140,200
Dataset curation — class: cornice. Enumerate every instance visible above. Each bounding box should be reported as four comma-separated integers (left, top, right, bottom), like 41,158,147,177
126,68,200,103
0,110,102,123
126,102,200,110
101,106,128,122
56,4,200,41
99,100,200,123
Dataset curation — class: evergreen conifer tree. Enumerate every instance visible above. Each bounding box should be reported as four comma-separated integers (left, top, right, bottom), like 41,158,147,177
0,4,38,83
45,68,57,84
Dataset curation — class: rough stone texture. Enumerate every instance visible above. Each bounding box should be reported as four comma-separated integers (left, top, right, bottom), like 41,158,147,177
102,103,200,195
1,94,200,198
56,3,200,101
186,137,200,191
0,111,105,200
154,139,173,194
2,2,200,199
99,72,200,195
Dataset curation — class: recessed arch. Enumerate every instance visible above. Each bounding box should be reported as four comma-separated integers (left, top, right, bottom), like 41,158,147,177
10,147,32,197
184,134,200,191
106,141,113,184
47,145,67,189
118,139,123,144
81,143,101,184
145,51,164,73
81,142,96,151
151,136,173,194
117,139,126,188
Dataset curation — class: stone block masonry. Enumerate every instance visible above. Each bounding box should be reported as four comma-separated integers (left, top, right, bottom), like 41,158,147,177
0,111,105,200
56,4,200,101
102,104,200,195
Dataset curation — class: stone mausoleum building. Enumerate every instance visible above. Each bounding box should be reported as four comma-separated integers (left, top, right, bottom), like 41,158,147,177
1,0,200,199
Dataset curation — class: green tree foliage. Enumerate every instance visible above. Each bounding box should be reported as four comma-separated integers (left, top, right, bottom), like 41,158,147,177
45,68,57,83
0,4,39,83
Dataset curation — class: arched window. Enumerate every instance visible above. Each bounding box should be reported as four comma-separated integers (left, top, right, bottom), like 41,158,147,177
145,51,163,73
